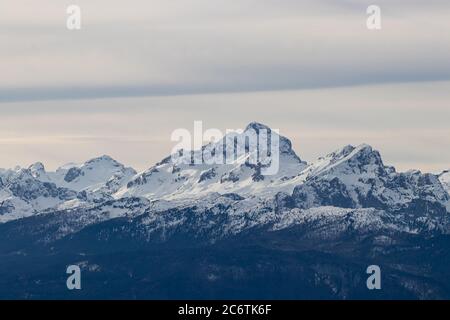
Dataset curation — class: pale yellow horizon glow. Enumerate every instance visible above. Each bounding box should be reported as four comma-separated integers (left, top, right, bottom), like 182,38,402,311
1,81,449,174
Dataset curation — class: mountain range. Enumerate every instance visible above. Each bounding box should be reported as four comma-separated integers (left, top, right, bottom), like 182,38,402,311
1,122,449,299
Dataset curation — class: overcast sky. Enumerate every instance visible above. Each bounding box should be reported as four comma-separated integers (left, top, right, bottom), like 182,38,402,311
1,0,449,173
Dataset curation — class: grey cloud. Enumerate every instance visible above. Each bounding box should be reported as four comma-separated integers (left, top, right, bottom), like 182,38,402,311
1,0,450,101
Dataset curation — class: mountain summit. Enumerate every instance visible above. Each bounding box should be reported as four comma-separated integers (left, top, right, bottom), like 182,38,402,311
119,122,307,201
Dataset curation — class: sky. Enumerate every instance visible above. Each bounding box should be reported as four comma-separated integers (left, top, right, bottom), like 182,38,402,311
1,0,449,173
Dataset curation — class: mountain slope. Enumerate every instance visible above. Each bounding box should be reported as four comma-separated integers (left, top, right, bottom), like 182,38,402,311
291,144,449,216
1,197,450,299
116,122,307,201
0,168,78,223
0,156,136,222
35,155,137,193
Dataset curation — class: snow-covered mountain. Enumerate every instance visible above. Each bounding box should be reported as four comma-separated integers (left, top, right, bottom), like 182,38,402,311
0,167,78,223
116,122,307,201
291,144,450,215
0,155,136,223
30,155,137,193
1,122,448,225
1,122,450,299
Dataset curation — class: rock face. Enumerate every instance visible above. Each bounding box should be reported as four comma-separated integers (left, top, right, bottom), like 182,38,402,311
118,122,307,201
0,122,449,299
0,156,137,223
291,145,449,217
440,170,450,194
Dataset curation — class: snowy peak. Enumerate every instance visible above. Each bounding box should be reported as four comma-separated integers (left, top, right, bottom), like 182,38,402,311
333,143,386,175
324,144,356,162
243,122,301,159
29,162,46,178
52,155,137,192
82,155,122,168
302,143,387,181
330,143,384,170
0,167,78,223
58,155,125,174
244,121,271,132
291,143,449,214
118,122,307,201
0,155,138,223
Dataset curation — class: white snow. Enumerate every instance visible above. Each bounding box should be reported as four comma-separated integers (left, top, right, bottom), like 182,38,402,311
45,155,137,192
1,122,449,226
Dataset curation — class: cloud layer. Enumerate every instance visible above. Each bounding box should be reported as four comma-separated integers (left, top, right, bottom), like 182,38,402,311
1,0,450,100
